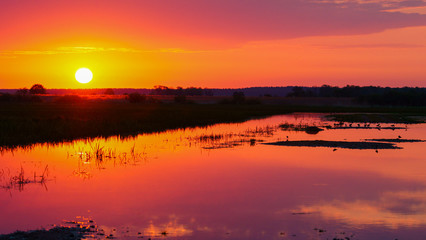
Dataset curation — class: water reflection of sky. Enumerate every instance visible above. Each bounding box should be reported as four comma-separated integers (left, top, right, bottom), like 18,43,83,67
0,114,426,239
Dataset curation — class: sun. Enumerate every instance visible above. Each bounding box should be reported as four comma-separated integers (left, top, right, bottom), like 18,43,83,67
75,68,93,84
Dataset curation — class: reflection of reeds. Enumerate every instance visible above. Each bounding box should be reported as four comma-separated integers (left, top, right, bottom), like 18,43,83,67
190,126,277,150
70,141,147,178
1,165,50,192
196,134,227,142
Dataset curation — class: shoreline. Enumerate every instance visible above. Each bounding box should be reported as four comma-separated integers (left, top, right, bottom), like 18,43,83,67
0,101,425,149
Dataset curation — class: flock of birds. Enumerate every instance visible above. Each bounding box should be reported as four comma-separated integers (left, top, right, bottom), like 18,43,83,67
329,122,399,130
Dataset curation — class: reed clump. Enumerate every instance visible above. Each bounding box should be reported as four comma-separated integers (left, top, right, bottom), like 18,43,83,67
0,165,50,192
70,141,147,178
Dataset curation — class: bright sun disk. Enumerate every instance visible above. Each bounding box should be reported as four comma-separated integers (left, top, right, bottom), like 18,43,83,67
75,68,93,84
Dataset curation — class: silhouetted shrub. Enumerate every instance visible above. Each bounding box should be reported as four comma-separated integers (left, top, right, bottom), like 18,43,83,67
126,93,146,103
29,84,47,94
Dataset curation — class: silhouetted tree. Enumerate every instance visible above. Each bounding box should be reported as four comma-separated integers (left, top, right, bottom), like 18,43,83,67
29,84,46,94
176,86,184,96
151,85,173,95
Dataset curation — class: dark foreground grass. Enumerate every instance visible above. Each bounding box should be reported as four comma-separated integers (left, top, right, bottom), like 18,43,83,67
0,227,91,240
1,102,425,148
0,102,293,148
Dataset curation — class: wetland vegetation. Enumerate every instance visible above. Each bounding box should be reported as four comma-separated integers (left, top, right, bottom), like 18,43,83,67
0,99,425,149
1,112,426,239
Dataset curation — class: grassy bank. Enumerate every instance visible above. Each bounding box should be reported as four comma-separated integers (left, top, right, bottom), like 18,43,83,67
1,102,425,148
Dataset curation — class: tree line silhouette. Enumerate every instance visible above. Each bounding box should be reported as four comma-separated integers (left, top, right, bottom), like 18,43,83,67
1,84,425,106
150,85,214,96
0,84,46,102
286,85,426,106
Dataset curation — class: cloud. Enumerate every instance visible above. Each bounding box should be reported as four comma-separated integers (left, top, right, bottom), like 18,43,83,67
0,47,139,55
118,0,426,41
1,0,426,48
312,0,426,9
385,5,426,14
313,43,426,49
0,47,210,57
294,190,426,228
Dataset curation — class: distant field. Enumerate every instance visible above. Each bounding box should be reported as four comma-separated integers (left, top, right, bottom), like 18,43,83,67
33,94,355,105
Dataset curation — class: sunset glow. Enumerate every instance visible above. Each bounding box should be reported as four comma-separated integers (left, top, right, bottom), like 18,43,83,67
0,0,425,88
1,1,426,239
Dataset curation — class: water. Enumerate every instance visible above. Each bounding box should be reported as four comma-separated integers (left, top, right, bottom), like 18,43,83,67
1,114,426,239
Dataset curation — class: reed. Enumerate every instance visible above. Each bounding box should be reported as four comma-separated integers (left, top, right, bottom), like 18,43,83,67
1,165,50,192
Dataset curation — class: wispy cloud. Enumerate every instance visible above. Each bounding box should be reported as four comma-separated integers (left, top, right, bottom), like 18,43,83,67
312,0,426,10
385,5,426,14
314,43,426,49
0,47,139,56
2,0,426,48
0,47,211,57
292,190,426,228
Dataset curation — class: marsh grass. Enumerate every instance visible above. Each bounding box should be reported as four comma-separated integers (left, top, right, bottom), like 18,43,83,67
189,125,278,149
0,102,424,149
70,141,147,179
0,216,98,240
0,165,50,192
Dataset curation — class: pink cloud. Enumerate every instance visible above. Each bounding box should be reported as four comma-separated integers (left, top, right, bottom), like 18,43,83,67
1,0,426,47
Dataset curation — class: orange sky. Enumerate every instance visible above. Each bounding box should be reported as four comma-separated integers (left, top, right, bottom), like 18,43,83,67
0,0,425,88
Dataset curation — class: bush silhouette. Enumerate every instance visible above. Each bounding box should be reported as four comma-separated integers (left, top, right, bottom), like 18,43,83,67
29,84,46,94
126,93,146,103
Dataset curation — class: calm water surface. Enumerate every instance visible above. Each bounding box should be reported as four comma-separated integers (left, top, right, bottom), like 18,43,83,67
1,114,426,239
